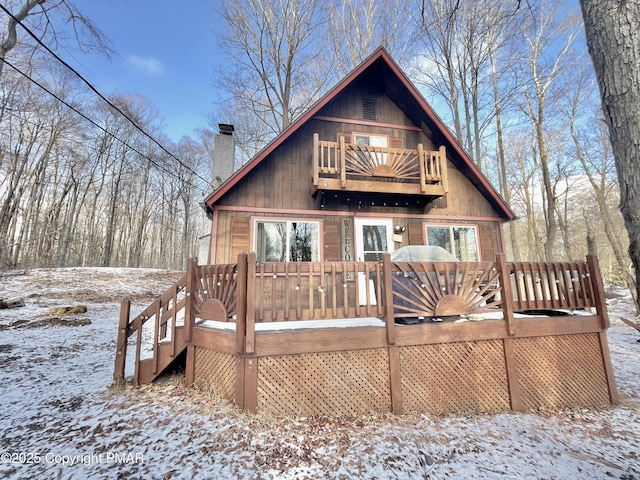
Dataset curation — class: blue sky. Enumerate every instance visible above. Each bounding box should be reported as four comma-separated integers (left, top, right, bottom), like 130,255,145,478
71,0,225,142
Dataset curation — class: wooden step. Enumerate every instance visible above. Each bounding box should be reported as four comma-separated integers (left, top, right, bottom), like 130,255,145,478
134,326,187,385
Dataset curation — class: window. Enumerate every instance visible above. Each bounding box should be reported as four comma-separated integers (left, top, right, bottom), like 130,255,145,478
255,220,320,262
425,225,479,261
353,133,388,148
352,134,389,170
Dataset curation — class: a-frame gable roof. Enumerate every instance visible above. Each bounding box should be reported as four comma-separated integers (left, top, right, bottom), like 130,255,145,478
205,47,515,220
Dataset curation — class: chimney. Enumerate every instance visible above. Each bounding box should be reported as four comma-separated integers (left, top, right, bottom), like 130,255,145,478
212,123,235,188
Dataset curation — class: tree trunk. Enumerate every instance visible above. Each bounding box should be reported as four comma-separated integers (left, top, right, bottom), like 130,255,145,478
491,52,520,260
580,0,640,309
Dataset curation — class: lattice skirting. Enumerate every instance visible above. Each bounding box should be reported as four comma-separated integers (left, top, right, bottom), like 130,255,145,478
193,347,236,400
190,333,613,416
514,333,610,410
400,340,511,414
257,349,391,417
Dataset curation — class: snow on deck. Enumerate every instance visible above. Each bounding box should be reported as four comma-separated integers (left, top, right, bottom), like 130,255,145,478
195,310,597,332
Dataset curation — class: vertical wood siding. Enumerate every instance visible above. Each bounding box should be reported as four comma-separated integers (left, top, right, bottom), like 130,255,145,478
211,80,506,264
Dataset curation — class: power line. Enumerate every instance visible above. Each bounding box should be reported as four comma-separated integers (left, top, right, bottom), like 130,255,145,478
0,2,213,189
0,103,207,188
0,55,208,190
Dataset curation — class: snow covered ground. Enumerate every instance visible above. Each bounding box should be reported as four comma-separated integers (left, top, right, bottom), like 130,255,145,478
0,267,639,479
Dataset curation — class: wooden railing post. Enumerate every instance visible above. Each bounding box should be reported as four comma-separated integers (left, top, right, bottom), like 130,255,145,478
496,253,515,336
417,143,426,193
235,252,258,412
245,252,257,355
382,253,396,345
586,254,619,404
185,257,197,343
235,252,248,355
313,133,319,186
152,299,161,375
113,299,130,384
439,145,448,193
339,135,346,188
586,254,609,329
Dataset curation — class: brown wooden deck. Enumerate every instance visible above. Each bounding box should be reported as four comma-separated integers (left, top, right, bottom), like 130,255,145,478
114,253,618,417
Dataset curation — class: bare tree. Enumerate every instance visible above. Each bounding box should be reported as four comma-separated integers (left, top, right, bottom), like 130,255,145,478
505,131,545,261
0,2,214,271
580,0,640,310
0,0,109,78
327,0,417,76
215,0,329,152
515,4,581,261
415,0,525,168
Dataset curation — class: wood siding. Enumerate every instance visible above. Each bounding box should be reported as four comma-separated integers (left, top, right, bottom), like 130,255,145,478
211,77,507,264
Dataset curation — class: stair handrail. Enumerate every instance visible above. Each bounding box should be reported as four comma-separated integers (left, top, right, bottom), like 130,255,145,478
113,273,188,386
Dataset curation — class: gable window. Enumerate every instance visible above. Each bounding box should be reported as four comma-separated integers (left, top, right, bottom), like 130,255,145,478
353,133,388,148
255,219,320,262
425,225,479,261
352,134,389,170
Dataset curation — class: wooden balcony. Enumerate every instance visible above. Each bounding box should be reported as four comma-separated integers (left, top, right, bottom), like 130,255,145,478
312,133,448,197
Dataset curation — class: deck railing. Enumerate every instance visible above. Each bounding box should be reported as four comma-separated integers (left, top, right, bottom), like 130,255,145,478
312,133,448,195
114,273,188,386
114,260,240,385
507,260,597,311
241,254,605,325
251,260,384,321
116,253,608,385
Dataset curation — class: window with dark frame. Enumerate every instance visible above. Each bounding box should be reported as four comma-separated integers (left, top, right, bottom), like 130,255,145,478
255,219,320,262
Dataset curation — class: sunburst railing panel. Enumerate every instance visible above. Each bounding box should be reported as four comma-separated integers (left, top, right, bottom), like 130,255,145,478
390,261,502,319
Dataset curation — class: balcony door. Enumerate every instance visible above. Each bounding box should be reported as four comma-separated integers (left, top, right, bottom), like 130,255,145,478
354,218,394,261
354,218,394,305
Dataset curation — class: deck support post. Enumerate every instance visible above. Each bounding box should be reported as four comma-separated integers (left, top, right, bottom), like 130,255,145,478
586,254,609,329
235,252,248,355
234,252,258,411
382,253,396,345
502,338,523,411
587,255,618,405
235,356,258,411
113,299,130,384
185,257,197,343
235,357,246,409
496,253,515,336
184,345,196,387
244,357,258,411
245,252,257,355
388,347,403,414
598,332,620,405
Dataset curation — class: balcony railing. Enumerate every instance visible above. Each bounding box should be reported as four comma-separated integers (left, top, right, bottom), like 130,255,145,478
312,133,448,196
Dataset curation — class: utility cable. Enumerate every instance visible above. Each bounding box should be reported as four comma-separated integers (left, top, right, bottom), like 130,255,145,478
0,56,207,190
0,2,213,190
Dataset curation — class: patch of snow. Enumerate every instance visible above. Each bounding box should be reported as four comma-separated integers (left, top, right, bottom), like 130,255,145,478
198,317,385,332
0,268,639,479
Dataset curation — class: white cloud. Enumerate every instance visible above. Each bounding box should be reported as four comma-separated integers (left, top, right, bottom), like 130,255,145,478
124,54,166,76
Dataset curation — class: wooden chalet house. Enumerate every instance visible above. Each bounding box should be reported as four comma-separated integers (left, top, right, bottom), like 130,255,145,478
202,47,514,268
115,48,618,417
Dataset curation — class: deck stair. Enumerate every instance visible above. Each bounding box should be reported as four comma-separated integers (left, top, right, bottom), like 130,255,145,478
114,259,239,386
134,325,187,385
113,273,189,386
